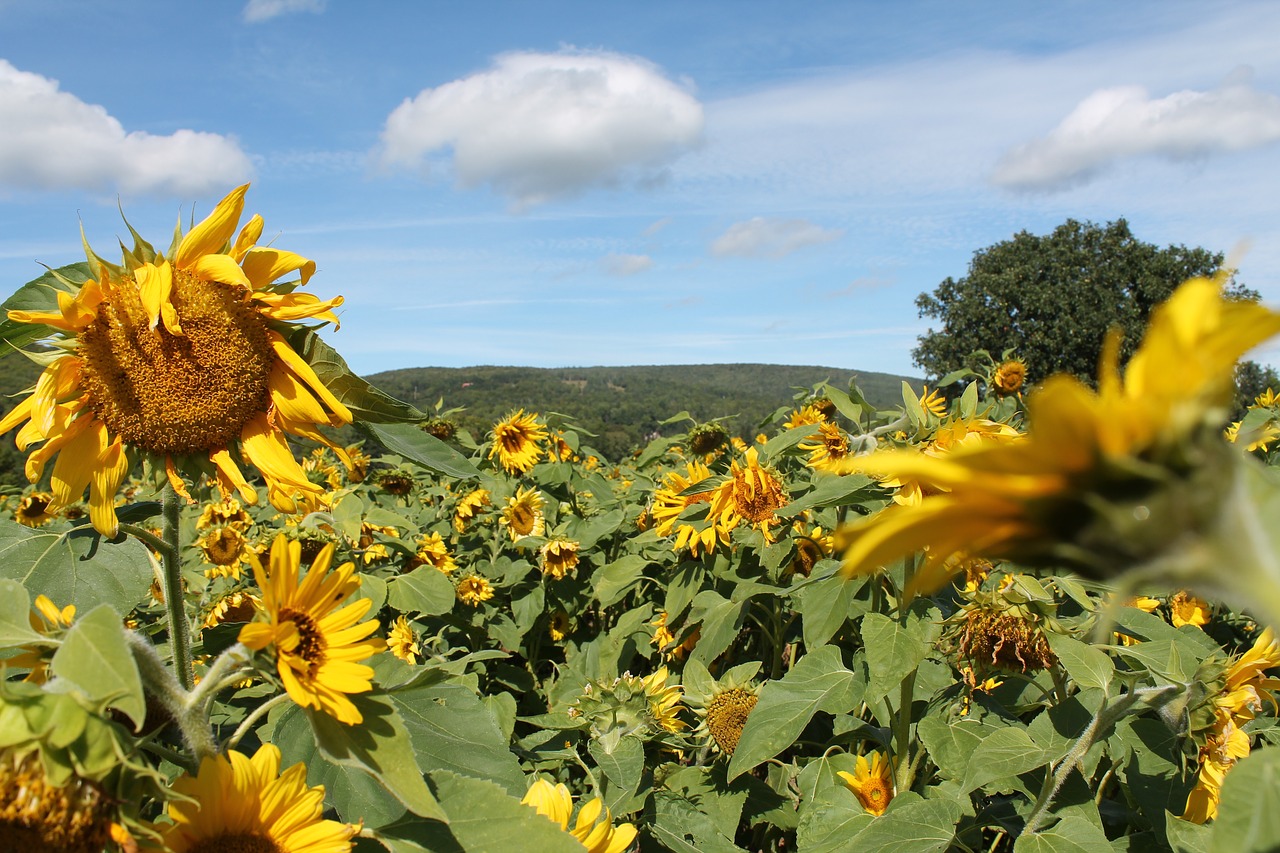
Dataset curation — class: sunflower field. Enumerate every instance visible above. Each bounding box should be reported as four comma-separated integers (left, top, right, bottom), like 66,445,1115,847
1,186,1279,853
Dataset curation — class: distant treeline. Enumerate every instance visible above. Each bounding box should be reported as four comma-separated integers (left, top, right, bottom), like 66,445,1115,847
367,363,919,460
0,358,920,487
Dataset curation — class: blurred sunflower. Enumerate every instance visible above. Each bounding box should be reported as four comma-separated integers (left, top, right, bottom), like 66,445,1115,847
837,750,895,816
388,615,421,665
521,779,637,853
0,746,118,852
0,185,352,536
500,486,545,543
201,589,260,629
1169,590,1211,628
196,525,249,580
452,487,492,532
414,531,457,573
992,358,1027,398
785,405,826,429
799,423,852,474
239,535,385,725
488,409,548,474
13,491,56,528
157,743,356,852
456,575,495,607
835,275,1280,615
548,609,571,641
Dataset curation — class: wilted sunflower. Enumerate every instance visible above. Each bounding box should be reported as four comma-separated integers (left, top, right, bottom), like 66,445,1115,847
993,358,1027,397
238,535,385,726
835,275,1280,618
157,743,356,852
799,423,853,474
709,447,788,542
456,574,495,607
488,409,548,474
13,491,56,528
688,421,729,455
540,538,581,580
521,779,637,853
500,486,545,543
837,750,896,816
0,185,352,536
388,615,421,665
196,525,249,579
453,487,491,532
414,531,457,573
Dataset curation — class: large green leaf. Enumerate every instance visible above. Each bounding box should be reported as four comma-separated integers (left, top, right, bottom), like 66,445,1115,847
388,675,527,797
796,568,860,649
915,716,991,783
1014,816,1114,853
589,732,645,814
307,694,446,822
0,579,42,645
796,796,875,853
779,474,876,517
386,567,455,615
690,591,748,668
860,609,939,705
50,604,145,728
1045,634,1114,692
960,727,1053,794
1210,745,1280,853
729,645,854,781
0,263,91,357
358,421,480,480
289,328,426,423
649,789,746,853
844,795,964,853
593,554,649,607
0,522,152,614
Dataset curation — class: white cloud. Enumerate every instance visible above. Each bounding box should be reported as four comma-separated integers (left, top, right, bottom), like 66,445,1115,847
242,0,325,23
378,49,704,208
0,60,252,195
601,253,653,276
710,217,843,259
993,78,1280,191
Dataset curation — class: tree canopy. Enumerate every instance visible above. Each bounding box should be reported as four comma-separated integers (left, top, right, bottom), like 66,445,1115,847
912,218,1254,386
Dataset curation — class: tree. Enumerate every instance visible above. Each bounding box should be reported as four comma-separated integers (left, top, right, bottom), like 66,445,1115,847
912,218,1256,386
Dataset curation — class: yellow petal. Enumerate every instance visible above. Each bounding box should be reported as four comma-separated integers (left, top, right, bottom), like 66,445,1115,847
134,260,183,335
175,184,249,269
188,253,251,288
241,247,316,290
269,332,352,424
232,214,264,262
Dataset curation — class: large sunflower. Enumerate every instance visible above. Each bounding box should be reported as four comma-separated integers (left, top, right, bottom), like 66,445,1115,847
239,535,385,726
157,743,356,852
0,185,351,536
488,409,548,474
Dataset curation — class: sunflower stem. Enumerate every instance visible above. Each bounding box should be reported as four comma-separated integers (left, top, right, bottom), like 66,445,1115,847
160,483,195,691
127,630,217,766
118,523,176,560
186,642,251,715
226,692,292,751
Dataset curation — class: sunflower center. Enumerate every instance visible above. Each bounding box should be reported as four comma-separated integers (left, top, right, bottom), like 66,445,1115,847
189,834,282,853
732,473,786,524
706,687,758,755
0,753,112,853
280,608,327,668
77,268,275,456
202,528,245,565
18,494,50,518
509,504,536,534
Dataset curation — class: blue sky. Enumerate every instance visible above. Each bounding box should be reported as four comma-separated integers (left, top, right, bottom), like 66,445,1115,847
0,0,1278,378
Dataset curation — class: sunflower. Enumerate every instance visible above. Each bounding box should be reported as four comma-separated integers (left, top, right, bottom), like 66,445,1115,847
918,386,947,418
992,358,1027,397
388,615,421,665
196,525,249,579
238,535,385,726
785,405,826,429
708,447,788,542
157,743,356,852
1169,590,1211,628
790,523,833,577
456,575,495,607
834,274,1280,610
500,487,545,543
837,750,895,816
453,487,492,532
0,185,352,536
201,590,260,629
0,747,116,853
686,661,762,757
414,531,457,573
521,779,637,853
799,423,852,474
13,491,56,527
638,666,687,733
196,496,252,531
488,409,548,474
650,460,718,537
540,538,581,580
548,609,571,641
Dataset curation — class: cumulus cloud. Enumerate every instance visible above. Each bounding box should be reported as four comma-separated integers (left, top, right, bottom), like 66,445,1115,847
242,0,325,23
601,253,653,276
378,49,704,208
0,60,252,195
993,77,1280,191
710,217,843,259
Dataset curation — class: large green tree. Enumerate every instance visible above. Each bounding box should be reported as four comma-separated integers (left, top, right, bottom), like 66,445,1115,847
912,218,1255,386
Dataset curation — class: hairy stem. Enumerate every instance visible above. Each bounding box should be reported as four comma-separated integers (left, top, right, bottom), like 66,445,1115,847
160,484,194,691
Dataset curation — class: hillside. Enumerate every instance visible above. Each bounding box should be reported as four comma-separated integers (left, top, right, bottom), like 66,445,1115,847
368,363,919,460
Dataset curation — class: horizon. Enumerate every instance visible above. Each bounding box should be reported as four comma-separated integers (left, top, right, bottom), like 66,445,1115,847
1,1,1278,377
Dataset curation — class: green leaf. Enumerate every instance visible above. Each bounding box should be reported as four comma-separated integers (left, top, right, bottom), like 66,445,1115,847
289,327,426,423
49,604,145,728
386,567,455,616
796,796,875,853
860,610,938,705
589,732,645,814
307,694,446,822
779,474,875,517
358,421,480,480
960,727,1052,794
796,569,861,649
915,717,990,783
0,263,91,357
1165,811,1211,853
1014,816,1114,853
1045,634,1114,692
0,522,152,614
0,579,42,645
650,789,745,853
729,645,854,781
373,771,583,853
690,592,747,668
388,675,527,797
845,795,964,853
593,554,648,607
1210,745,1280,853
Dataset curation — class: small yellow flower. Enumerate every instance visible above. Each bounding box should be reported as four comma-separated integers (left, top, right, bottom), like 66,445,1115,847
1169,590,1211,628
837,750,895,816
453,487,491,532
993,359,1027,397
415,531,457,573
196,525,249,579
388,615,421,665
919,386,947,418
799,423,852,474
13,491,56,527
456,575,495,607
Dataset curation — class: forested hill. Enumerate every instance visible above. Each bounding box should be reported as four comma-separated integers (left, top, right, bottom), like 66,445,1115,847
368,363,920,460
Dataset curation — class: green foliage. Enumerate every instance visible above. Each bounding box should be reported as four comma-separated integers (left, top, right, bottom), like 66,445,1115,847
913,218,1246,385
